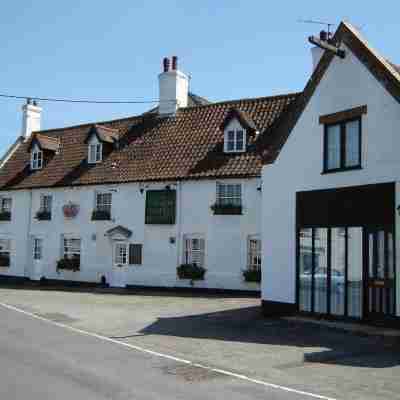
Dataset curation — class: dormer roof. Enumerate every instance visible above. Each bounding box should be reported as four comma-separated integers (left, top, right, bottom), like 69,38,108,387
84,125,120,144
28,133,60,152
220,108,258,133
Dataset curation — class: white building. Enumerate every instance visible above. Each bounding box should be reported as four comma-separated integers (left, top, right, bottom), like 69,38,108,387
0,56,298,291
261,22,400,325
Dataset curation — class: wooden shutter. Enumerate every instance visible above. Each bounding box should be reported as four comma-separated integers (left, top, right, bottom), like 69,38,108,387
129,244,142,265
145,190,176,224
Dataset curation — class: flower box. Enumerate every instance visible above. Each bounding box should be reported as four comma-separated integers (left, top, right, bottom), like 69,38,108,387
57,257,80,272
177,264,206,281
210,204,242,215
243,269,261,283
35,210,51,221
91,210,111,221
0,212,11,221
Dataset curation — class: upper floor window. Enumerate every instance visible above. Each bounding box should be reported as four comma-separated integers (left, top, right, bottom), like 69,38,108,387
31,149,43,170
0,198,12,221
36,194,52,221
323,118,361,173
224,129,245,153
212,183,242,215
92,192,112,220
88,143,102,164
145,190,176,225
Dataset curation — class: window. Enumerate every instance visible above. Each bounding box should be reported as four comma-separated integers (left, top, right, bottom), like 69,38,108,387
63,238,81,263
145,190,176,224
0,197,12,221
324,118,361,172
225,129,245,152
0,239,10,267
248,237,261,271
96,192,112,213
31,150,43,170
115,243,128,265
184,236,205,267
129,244,142,265
88,143,102,163
33,238,43,260
216,183,242,206
40,195,52,212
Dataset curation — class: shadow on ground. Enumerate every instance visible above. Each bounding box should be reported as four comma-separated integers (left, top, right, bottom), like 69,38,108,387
139,305,400,368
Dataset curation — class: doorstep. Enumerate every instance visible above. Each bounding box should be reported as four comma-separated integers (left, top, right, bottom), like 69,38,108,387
284,316,400,343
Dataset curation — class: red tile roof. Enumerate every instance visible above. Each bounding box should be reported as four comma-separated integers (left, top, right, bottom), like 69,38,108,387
0,92,299,190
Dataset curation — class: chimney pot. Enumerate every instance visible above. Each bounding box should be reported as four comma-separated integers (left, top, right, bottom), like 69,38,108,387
172,56,178,70
319,30,327,42
163,57,170,72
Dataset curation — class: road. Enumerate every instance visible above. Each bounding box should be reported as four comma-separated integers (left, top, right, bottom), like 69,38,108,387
0,304,324,400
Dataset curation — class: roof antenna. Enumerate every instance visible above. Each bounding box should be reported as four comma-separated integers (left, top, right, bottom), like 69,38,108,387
298,19,335,40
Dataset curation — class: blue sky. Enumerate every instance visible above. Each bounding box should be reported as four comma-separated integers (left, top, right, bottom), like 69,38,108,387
0,1,399,154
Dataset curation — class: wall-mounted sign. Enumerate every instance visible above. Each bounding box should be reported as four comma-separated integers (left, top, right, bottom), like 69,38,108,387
63,202,79,219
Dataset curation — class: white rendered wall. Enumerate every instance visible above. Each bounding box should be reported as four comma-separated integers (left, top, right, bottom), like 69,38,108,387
261,43,400,316
0,178,261,291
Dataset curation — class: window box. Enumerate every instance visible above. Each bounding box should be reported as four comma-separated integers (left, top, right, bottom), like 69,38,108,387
0,211,11,221
91,210,111,221
35,210,51,221
0,255,10,267
57,257,80,272
211,203,242,215
177,263,206,281
243,269,261,283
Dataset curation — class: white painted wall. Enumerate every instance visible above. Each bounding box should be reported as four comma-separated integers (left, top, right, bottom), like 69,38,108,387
261,43,400,316
0,178,261,291
21,102,41,140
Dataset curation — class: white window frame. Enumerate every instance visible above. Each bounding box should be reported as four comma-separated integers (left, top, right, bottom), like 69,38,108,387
33,237,43,261
0,238,11,266
224,127,246,153
95,192,112,213
114,242,128,266
183,235,205,267
88,143,102,164
63,237,81,260
247,235,261,271
31,149,43,170
216,182,242,206
40,194,52,213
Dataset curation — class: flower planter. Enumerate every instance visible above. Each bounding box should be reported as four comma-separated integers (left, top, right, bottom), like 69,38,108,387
177,264,206,281
210,204,242,215
57,258,80,272
0,212,11,221
243,269,261,283
91,210,111,221
35,210,51,221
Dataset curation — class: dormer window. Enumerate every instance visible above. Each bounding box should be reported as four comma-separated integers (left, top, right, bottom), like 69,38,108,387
88,143,102,164
31,149,43,170
225,129,245,152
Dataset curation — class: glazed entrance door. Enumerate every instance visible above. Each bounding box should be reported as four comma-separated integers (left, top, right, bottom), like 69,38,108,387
364,228,396,320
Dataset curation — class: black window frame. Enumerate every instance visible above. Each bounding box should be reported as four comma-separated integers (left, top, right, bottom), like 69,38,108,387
323,116,362,174
145,190,176,225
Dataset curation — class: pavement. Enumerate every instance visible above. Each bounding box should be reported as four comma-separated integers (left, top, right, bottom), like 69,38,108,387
0,286,399,400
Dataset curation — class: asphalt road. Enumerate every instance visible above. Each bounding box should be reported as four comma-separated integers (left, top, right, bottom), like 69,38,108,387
0,305,323,400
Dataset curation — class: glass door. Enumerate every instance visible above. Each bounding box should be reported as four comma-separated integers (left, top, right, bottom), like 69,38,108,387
364,228,396,320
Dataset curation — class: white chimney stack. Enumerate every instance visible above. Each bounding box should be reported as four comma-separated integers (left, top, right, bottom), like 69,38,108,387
158,56,189,115
311,46,324,71
21,99,42,140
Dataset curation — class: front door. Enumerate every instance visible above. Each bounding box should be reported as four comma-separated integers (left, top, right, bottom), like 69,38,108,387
364,228,396,322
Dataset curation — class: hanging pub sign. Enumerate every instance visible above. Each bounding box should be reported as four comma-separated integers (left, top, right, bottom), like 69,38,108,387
63,202,79,218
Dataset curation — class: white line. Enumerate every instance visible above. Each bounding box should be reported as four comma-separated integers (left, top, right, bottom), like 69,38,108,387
0,301,338,400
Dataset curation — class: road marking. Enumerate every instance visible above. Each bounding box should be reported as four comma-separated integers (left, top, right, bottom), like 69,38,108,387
0,301,338,400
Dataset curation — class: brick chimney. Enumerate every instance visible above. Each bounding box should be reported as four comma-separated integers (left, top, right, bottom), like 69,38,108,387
158,56,189,115
21,99,42,140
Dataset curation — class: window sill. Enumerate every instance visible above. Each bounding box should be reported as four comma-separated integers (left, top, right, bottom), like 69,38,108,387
321,165,362,175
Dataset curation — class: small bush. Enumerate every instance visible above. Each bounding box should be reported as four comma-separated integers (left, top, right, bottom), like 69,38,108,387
177,264,206,280
243,269,261,283
57,257,80,272
210,203,242,215
0,255,10,267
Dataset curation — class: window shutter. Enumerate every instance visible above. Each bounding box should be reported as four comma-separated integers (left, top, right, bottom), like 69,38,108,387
145,190,176,224
129,244,142,265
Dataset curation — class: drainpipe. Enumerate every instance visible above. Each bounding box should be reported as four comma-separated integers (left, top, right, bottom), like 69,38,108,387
176,181,182,269
25,190,33,278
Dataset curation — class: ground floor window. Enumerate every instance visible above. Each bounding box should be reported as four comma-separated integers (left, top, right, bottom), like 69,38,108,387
298,227,363,318
115,242,128,266
183,236,205,267
63,238,81,264
0,239,10,267
247,236,261,271
114,243,143,266
33,238,43,260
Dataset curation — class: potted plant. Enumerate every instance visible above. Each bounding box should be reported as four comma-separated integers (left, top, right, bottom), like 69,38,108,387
35,210,51,221
91,209,111,221
243,269,261,283
210,203,242,215
57,256,80,272
177,263,206,281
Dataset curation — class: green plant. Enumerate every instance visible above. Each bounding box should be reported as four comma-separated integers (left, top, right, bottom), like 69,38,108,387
57,257,80,272
177,263,206,281
243,269,261,283
210,203,242,215
35,210,51,220
0,211,11,221
0,254,10,267
91,210,111,221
